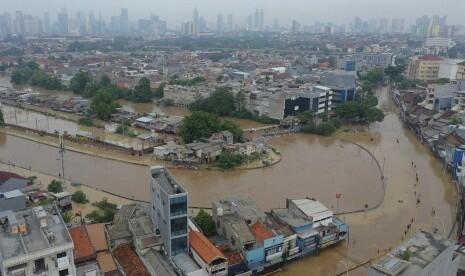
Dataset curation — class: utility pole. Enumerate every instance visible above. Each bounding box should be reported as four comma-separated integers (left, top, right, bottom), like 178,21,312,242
59,134,66,184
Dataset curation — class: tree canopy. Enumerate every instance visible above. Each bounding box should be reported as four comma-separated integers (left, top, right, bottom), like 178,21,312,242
179,111,222,143
70,70,92,93
47,180,63,193
11,61,64,90
191,87,236,116
194,209,216,236
90,88,118,120
132,77,153,102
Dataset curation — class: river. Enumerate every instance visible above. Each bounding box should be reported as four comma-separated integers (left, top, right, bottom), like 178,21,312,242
0,79,458,275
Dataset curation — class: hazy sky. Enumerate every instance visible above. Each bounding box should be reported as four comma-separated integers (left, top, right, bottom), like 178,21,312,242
1,0,464,26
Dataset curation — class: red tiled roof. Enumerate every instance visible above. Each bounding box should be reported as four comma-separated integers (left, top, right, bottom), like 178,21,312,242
69,226,96,263
85,223,108,252
113,244,150,276
189,230,226,265
250,222,274,242
96,251,118,273
419,55,444,61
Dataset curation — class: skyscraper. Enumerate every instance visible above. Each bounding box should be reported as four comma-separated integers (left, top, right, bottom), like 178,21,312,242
254,9,260,30
57,8,69,35
259,9,264,31
227,14,233,32
43,12,50,34
193,8,199,29
120,8,129,34
216,13,224,32
15,11,25,34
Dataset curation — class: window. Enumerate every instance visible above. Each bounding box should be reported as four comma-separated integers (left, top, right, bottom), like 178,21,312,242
59,269,69,276
34,258,46,273
57,252,67,258
171,217,187,236
171,237,188,255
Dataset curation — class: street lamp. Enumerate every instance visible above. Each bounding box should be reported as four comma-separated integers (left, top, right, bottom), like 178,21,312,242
339,260,349,276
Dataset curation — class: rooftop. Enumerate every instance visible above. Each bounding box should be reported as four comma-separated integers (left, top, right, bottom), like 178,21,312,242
0,205,73,262
370,231,453,275
172,252,208,276
85,223,108,252
96,251,117,274
215,196,266,223
419,55,444,61
69,225,96,263
290,198,333,222
189,230,227,265
151,166,186,195
270,208,311,229
250,222,274,242
113,244,150,276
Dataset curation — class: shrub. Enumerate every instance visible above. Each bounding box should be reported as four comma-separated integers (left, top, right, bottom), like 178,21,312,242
47,180,63,193
71,190,89,204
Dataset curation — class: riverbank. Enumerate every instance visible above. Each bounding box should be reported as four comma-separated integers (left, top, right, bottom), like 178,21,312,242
0,162,134,218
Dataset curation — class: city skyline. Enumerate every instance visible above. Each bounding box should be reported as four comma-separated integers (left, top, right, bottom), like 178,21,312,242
1,0,464,26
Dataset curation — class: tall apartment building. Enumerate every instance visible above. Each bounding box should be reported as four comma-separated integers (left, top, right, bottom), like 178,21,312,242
150,166,188,257
0,205,76,276
407,55,444,81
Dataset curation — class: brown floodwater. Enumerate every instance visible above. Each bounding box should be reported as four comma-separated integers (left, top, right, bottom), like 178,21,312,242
0,80,457,275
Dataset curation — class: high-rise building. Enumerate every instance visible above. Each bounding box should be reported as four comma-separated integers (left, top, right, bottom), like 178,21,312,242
254,9,260,30
150,166,188,257
273,19,279,32
379,18,389,34
414,15,431,39
259,9,264,30
227,14,233,31
216,13,224,32
15,11,25,34
193,8,199,29
120,8,129,34
57,8,69,35
43,12,50,33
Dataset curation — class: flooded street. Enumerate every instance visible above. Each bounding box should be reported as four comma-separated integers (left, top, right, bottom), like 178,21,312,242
0,78,458,275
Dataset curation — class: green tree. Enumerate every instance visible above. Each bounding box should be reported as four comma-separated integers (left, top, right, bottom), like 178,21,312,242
220,120,242,142
191,88,235,116
297,111,315,125
85,199,118,223
70,70,91,93
90,88,118,120
132,77,153,102
71,190,89,203
179,111,221,143
154,83,165,98
216,152,244,169
194,209,216,236
47,179,63,193
99,75,112,87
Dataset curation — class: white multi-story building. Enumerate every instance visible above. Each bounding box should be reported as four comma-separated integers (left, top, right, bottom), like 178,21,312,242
0,205,76,276
438,59,465,80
